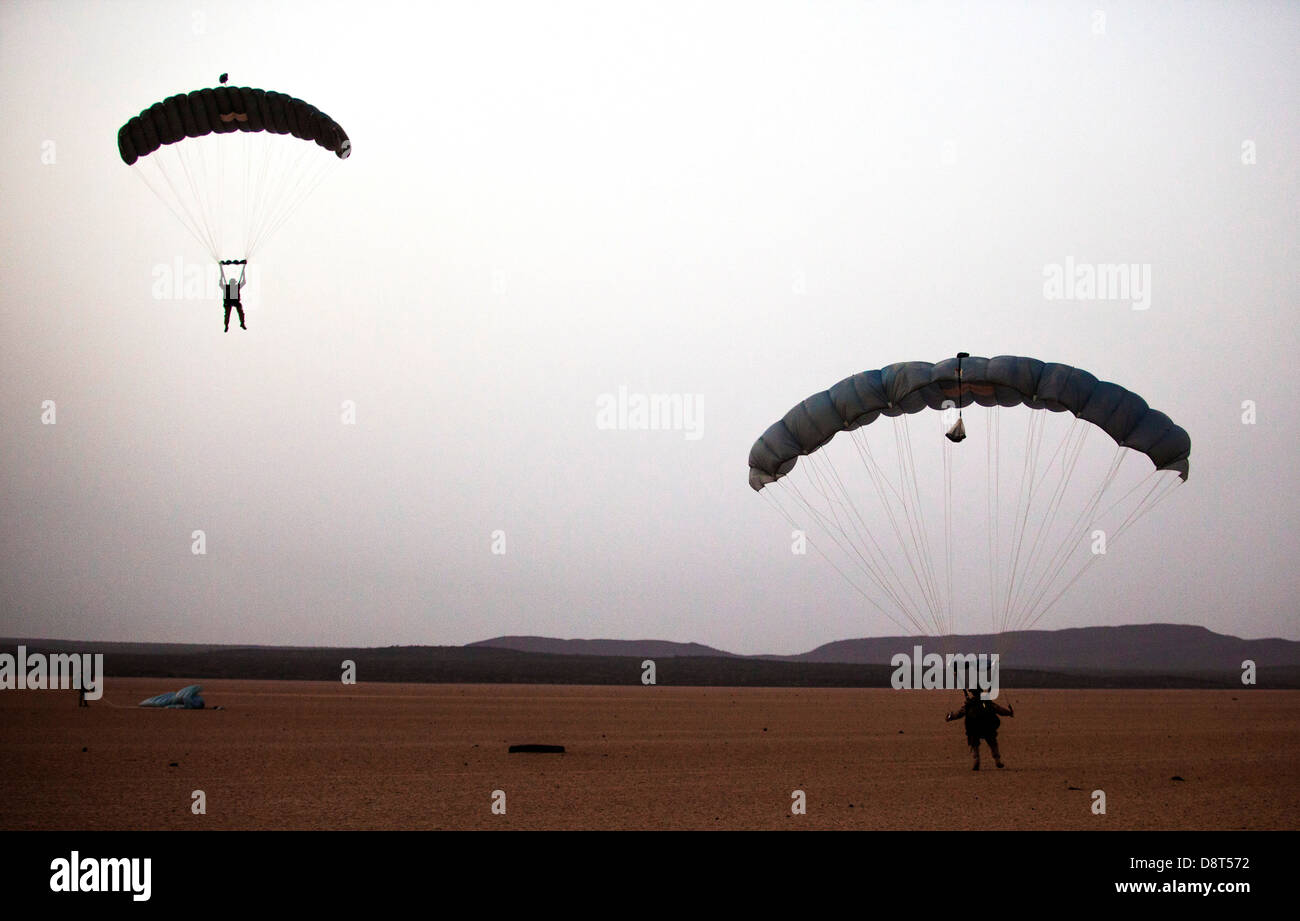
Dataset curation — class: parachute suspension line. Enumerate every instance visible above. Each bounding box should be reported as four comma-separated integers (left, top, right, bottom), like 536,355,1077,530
797,451,929,630
243,134,282,257
1090,455,1178,527
252,135,304,256
130,163,216,262
942,411,955,636
850,427,906,506
848,429,942,630
240,131,255,259
943,351,968,636
243,131,284,258
1011,444,1126,631
1003,416,1086,632
1022,471,1183,631
1020,458,1175,631
1005,418,1091,625
798,456,868,577
208,136,231,256
833,442,941,632
246,139,335,259
888,419,945,632
240,134,263,257
130,127,337,275
999,409,1046,633
236,129,279,258
807,449,921,620
987,405,1001,632
989,405,1030,659
259,147,335,246
760,483,927,636
182,144,219,258
179,133,225,259
189,136,227,260
139,140,225,261
163,145,206,256
167,144,212,256
210,132,226,256
1111,472,1182,542
251,144,324,257
1029,414,1087,497
894,416,947,632
1003,408,1060,631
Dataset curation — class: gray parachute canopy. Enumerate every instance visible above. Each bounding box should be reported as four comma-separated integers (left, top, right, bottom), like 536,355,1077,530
748,355,1190,490
139,685,205,709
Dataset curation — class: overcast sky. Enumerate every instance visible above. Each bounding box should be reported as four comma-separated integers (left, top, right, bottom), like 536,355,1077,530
2,1,1296,653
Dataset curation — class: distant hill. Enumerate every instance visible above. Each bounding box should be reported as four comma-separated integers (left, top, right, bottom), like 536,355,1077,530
787,624,1300,671
468,636,735,658
471,625,1300,671
5,625,1297,688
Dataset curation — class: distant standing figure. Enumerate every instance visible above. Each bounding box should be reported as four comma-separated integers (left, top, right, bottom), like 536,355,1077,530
946,688,1013,770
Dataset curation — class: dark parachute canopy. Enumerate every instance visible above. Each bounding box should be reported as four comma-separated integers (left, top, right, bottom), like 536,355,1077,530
748,355,1189,638
118,83,350,262
749,355,1190,490
117,85,351,165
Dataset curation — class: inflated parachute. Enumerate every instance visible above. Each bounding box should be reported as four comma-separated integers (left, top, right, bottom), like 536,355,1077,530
118,83,350,261
749,355,1189,638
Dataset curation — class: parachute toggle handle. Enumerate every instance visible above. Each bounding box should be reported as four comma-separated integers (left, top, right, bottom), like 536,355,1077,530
946,352,971,443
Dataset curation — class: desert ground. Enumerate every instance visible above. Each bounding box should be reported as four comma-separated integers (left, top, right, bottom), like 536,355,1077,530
2,680,1295,830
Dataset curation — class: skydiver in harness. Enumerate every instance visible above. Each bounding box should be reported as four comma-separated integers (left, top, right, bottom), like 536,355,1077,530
220,259,247,332
946,688,1014,770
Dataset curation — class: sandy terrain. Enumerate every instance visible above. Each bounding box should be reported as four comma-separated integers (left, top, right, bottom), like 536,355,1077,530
2,680,1295,830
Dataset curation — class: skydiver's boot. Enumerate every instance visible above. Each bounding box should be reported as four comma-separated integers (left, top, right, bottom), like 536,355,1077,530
989,738,1005,769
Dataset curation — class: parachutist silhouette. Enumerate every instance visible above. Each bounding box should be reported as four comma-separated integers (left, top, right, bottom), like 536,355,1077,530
946,688,1014,770
219,73,229,84
220,260,247,331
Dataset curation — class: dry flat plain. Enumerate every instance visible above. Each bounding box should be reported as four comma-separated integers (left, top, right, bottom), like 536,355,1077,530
2,679,1296,830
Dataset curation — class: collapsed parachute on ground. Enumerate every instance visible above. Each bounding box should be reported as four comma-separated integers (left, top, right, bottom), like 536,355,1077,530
749,355,1189,638
139,685,205,709
118,83,350,262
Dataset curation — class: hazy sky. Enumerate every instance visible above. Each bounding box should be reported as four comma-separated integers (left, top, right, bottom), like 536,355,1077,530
2,1,1296,652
